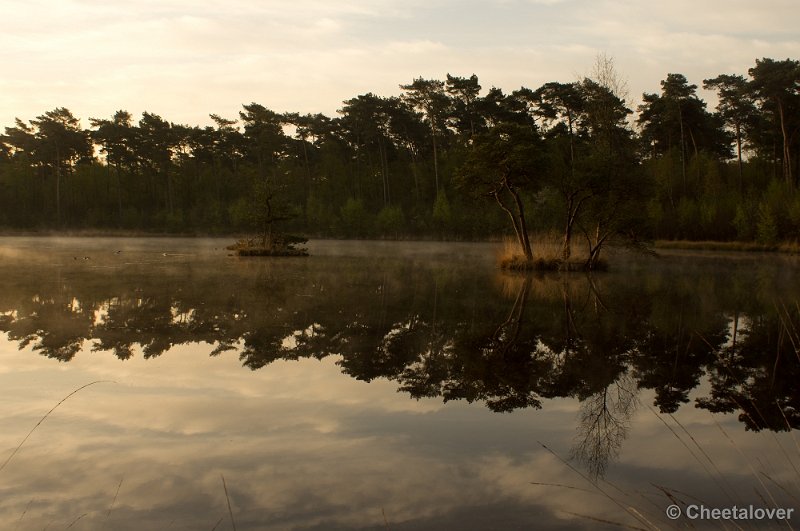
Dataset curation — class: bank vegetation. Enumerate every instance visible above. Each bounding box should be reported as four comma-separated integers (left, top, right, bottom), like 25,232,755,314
1,56,799,268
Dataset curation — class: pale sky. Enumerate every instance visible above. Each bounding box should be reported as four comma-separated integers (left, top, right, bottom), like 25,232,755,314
1,0,797,129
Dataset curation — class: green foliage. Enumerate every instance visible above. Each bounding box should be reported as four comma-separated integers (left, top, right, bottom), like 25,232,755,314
376,205,405,237
431,191,452,230
228,197,251,231
306,193,338,235
698,199,717,234
0,59,797,246
733,200,756,241
756,202,779,244
788,196,800,238
340,198,370,237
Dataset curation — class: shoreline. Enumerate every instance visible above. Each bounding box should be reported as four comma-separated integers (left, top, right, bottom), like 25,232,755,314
654,240,800,254
1,230,799,256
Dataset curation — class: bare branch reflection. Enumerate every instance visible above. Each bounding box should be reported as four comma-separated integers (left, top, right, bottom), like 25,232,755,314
571,374,638,479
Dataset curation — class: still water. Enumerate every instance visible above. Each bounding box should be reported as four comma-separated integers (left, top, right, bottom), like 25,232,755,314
0,237,798,530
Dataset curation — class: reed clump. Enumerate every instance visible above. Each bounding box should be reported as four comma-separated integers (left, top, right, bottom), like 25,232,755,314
498,234,607,272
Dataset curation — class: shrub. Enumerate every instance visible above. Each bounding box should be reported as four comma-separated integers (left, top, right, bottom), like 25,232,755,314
756,202,778,245
376,205,405,237
340,198,370,237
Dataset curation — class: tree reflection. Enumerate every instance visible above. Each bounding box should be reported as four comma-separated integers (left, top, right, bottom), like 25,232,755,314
571,375,638,480
6,296,91,361
0,252,798,448
698,304,800,431
396,276,549,412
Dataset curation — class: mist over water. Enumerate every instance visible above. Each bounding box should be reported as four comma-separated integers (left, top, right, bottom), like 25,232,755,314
0,237,798,530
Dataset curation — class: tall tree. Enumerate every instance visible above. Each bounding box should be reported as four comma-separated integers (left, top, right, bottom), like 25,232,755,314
575,79,646,268
90,110,137,222
30,108,92,225
384,99,427,204
239,103,291,246
637,74,729,195
240,103,285,179
748,58,800,186
339,94,395,208
282,112,326,195
476,87,534,129
1,119,39,224
535,82,587,259
457,123,545,260
446,73,482,139
2,118,37,156
535,82,584,167
703,74,757,191
138,112,176,216
209,113,245,176
400,78,450,195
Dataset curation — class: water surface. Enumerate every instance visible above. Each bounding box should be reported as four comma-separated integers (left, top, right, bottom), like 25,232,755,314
0,237,798,530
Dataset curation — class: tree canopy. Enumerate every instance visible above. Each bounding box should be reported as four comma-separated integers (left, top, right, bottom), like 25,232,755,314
1,57,799,247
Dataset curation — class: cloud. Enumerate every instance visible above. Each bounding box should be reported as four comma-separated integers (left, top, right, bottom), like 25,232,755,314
0,0,797,126
1,300,798,531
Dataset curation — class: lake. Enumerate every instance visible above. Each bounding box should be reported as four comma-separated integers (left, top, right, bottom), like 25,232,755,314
0,237,798,530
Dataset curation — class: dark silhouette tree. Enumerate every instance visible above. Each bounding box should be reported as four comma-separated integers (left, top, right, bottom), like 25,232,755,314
29,108,92,225
90,110,138,222
238,103,293,247
638,74,730,195
400,77,450,196
446,73,482,139
457,122,545,260
747,58,800,187
703,74,757,191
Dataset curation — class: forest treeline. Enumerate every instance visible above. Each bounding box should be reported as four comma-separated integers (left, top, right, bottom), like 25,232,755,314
1,57,799,249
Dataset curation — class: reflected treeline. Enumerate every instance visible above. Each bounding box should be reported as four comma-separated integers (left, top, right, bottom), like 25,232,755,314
1,252,799,443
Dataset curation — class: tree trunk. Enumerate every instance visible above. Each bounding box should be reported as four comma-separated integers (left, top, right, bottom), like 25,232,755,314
378,137,390,207
777,100,793,186
563,193,588,261
262,192,272,248
563,217,573,261
431,124,439,194
493,191,530,261
506,183,533,260
115,163,123,224
586,223,609,270
678,103,686,194
165,165,174,216
54,145,62,226
688,126,699,181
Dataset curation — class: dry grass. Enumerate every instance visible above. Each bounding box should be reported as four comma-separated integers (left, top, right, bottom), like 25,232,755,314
497,234,606,271
0,380,112,474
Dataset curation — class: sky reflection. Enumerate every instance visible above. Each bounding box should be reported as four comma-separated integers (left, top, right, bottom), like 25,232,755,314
1,338,797,530
0,238,798,529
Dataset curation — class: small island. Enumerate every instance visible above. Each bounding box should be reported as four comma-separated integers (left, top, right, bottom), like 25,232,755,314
226,234,309,257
